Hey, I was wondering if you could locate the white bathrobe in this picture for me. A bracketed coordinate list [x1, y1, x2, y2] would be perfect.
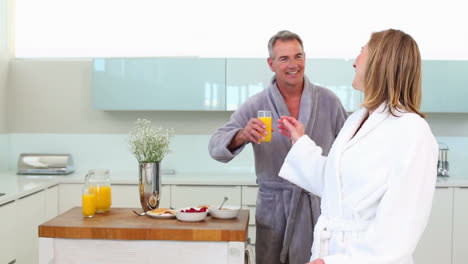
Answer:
[279, 103, 438, 264]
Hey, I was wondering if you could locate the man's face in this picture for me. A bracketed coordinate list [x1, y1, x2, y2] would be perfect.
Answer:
[268, 39, 305, 89]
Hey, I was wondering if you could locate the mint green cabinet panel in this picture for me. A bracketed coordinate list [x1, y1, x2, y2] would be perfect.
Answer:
[226, 58, 362, 112]
[93, 58, 226, 111]
[421, 60, 468, 112]
[305, 59, 362, 112]
[226, 58, 273, 111]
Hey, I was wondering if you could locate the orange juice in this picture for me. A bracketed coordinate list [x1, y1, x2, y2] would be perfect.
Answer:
[94, 185, 112, 212]
[258, 116, 272, 142]
[82, 193, 96, 217]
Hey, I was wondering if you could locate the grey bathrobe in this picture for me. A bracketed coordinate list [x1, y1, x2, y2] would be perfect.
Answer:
[208, 76, 347, 264]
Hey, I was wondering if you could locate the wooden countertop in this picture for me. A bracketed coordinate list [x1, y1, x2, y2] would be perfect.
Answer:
[39, 207, 249, 242]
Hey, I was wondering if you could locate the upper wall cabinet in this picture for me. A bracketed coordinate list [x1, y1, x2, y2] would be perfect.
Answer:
[226, 58, 362, 112]
[421, 60, 468, 113]
[226, 58, 273, 111]
[93, 58, 226, 111]
[305, 59, 362, 112]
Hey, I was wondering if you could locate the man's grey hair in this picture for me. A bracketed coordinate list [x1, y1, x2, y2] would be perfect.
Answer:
[268, 30, 304, 59]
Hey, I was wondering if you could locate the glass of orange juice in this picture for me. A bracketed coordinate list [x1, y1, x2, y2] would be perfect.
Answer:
[258, 110, 272, 142]
[82, 185, 96, 217]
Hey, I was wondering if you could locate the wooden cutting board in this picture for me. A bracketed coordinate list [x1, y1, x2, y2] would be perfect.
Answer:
[39, 207, 249, 242]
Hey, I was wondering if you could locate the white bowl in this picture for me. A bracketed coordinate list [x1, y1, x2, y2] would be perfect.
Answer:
[209, 205, 240, 219]
[175, 207, 208, 222]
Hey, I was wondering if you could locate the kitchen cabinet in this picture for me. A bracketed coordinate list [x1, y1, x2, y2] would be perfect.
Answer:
[226, 59, 272, 111]
[452, 187, 468, 264]
[305, 59, 362, 112]
[93, 58, 226, 111]
[171, 185, 241, 208]
[226, 58, 362, 112]
[16, 190, 47, 264]
[413, 187, 453, 264]
[45, 185, 58, 221]
[58, 184, 81, 214]
[0, 201, 16, 264]
[241, 186, 258, 245]
[421, 60, 468, 112]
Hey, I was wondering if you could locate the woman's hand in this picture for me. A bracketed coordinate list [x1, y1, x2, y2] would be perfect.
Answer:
[277, 116, 304, 144]
[307, 258, 325, 264]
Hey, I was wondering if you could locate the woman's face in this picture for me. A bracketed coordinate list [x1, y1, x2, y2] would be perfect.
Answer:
[352, 43, 368, 92]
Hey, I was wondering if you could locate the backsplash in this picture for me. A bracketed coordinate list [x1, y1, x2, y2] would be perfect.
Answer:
[435, 137, 468, 178]
[0, 134, 7, 170]
[6, 134, 255, 175]
[3, 133, 467, 179]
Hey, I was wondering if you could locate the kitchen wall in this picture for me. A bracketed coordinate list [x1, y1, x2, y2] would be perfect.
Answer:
[5, 59, 468, 176]
[0, 0, 11, 169]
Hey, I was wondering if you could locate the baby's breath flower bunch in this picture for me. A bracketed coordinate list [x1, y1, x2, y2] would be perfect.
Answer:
[128, 119, 174, 163]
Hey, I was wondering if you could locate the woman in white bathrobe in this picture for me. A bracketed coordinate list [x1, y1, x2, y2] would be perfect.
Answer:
[277, 29, 438, 264]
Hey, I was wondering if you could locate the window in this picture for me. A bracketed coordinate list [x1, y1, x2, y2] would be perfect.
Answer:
[14, 0, 468, 59]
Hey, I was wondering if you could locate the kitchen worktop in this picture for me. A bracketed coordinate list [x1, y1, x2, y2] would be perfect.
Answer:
[39, 207, 249, 241]
[0, 171, 467, 206]
[0, 171, 257, 206]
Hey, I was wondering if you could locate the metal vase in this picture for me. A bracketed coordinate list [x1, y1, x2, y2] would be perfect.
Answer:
[139, 162, 161, 212]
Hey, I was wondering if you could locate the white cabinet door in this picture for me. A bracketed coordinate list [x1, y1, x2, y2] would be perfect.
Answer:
[0, 201, 16, 264]
[16, 190, 46, 264]
[241, 186, 258, 245]
[452, 187, 468, 264]
[112, 184, 171, 209]
[171, 185, 241, 208]
[413, 187, 453, 264]
[58, 184, 81, 214]
[45, 185, 58, 221]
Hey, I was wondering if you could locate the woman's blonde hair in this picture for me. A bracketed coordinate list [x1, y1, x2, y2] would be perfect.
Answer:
[361, 29, 425, 118]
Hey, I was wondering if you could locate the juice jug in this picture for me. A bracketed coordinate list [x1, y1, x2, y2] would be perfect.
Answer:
[85, 169, 112, 213]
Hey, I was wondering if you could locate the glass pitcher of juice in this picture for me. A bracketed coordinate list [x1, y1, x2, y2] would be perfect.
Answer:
[85, 169, 112, 213]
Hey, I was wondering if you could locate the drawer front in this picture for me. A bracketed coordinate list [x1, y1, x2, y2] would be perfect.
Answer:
[171, 185, 241, 208]
[242, 186, 258, 206]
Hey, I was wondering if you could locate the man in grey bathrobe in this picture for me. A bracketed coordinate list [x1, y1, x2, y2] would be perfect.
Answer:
[208, 30, 347, 264]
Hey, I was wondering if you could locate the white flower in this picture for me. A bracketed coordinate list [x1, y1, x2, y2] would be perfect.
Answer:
[128, 119, 174, 163]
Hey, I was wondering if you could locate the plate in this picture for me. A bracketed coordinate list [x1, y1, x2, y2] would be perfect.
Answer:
[146, 209, 176, 219]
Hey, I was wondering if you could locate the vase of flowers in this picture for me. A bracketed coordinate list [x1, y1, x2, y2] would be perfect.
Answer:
[128, 119, 174, 212]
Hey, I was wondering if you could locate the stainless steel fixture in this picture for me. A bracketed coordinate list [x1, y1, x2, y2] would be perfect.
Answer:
[17, 153, 74, 175]
[437, 143, 449, 177]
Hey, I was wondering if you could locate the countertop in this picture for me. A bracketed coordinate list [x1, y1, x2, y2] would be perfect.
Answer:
[1, 171, 467, 206]
[39, 207, 249, 242]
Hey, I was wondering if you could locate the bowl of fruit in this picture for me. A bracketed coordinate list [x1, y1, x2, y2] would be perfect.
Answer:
[175, 207, 208, 222]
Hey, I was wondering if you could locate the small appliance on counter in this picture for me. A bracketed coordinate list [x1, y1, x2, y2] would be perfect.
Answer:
[17, 153, 75, 175]
[437, 143, 449, 177]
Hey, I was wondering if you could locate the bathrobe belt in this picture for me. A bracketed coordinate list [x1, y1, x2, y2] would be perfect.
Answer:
[260, 181, 312, 263]
[313, 215, 371, 259]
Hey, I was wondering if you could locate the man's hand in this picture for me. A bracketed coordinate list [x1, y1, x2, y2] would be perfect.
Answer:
[277, 116, 304, 144]
[228, 117, 274, 151]
[307, 258, 325, 264]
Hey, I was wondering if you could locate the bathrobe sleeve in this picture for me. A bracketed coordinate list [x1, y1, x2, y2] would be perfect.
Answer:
[279, 135, 327, 197]
[323, 118, 439, 264]
[208, 109, 250, 163]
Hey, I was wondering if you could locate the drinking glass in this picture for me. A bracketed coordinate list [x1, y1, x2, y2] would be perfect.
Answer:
[258, 110, 272, 142]
[82, 185, 96, 217]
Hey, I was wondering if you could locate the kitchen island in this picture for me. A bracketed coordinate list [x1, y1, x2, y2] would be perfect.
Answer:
[38, 207, 250, 264]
